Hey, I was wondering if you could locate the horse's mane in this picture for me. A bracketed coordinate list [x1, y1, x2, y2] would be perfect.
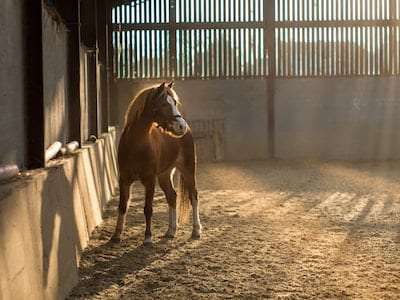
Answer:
[123, 84, 180, 128]
[123, 86, 154, 128]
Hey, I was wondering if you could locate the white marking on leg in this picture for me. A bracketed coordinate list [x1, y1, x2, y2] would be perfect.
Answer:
[192, 199, 202, 237]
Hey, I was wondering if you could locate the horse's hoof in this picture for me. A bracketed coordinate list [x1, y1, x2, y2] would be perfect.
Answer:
[164, 233, 175, 239]
[191, 230, 201, 240]
[164, 229, 176, 239]
[110, 235, 121, 243]
[143, 237, 153, 246]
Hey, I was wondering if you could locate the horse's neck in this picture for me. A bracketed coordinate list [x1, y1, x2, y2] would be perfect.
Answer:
[123, 115, 153, 141]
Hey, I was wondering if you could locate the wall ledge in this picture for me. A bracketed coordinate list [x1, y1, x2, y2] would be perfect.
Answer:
[0, 130, 119, 300]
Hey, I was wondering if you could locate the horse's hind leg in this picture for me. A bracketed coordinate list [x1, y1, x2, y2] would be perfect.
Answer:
[111, 179, 131, 242]
[158, 169, 177, 238]
[187, 176, 202, 239]
[180, 170, 202, 239]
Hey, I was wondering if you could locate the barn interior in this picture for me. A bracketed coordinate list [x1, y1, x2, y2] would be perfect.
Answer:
[1, 0, 400, 299]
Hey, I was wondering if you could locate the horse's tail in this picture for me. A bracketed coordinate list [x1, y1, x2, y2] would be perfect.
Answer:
[177, 172, 191, 224]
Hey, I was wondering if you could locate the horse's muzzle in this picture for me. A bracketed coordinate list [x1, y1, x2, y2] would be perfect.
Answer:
[168, 116, 188, 137]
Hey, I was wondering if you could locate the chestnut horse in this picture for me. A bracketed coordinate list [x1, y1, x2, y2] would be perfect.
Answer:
[111, 82, 202, 245]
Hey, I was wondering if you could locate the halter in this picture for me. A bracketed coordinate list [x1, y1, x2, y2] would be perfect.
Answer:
[155, 114, 183, 129]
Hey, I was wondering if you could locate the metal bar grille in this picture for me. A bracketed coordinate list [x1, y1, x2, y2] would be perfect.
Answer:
[113, 0, 266, 79]
[274, 0, 400, 77]
[113, 0, 400, 79]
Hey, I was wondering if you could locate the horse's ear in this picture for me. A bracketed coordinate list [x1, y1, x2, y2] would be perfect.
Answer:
[168, 81, 174, 88]
[157, 82, 166, 93]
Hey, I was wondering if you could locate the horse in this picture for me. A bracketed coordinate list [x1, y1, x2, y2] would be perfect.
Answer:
[110, 81, 202, 245]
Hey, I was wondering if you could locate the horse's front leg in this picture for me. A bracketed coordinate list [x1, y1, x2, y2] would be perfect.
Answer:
[142, 177, 155, 245]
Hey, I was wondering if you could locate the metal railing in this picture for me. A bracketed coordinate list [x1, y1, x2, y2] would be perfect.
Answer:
[112, 0, 400, 79]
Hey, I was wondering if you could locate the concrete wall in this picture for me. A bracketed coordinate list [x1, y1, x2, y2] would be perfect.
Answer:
[113, 79, 270, 160]
[0, 130, 119, 300]
[275, 77, 400, 160]
[0, 1, 26, 168]
[113, 77, 400, 161]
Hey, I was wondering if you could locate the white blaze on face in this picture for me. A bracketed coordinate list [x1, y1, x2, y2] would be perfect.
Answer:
[167, 95, 188, 136]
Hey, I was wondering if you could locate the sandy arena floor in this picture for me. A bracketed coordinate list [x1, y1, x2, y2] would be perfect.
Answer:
[69, 161, 400, 299]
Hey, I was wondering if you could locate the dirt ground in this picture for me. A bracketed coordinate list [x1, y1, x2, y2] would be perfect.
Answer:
[69, 160, 400, 299]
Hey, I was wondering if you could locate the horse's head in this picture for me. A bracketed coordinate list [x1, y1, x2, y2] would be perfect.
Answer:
[149, 81, 188, 137]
